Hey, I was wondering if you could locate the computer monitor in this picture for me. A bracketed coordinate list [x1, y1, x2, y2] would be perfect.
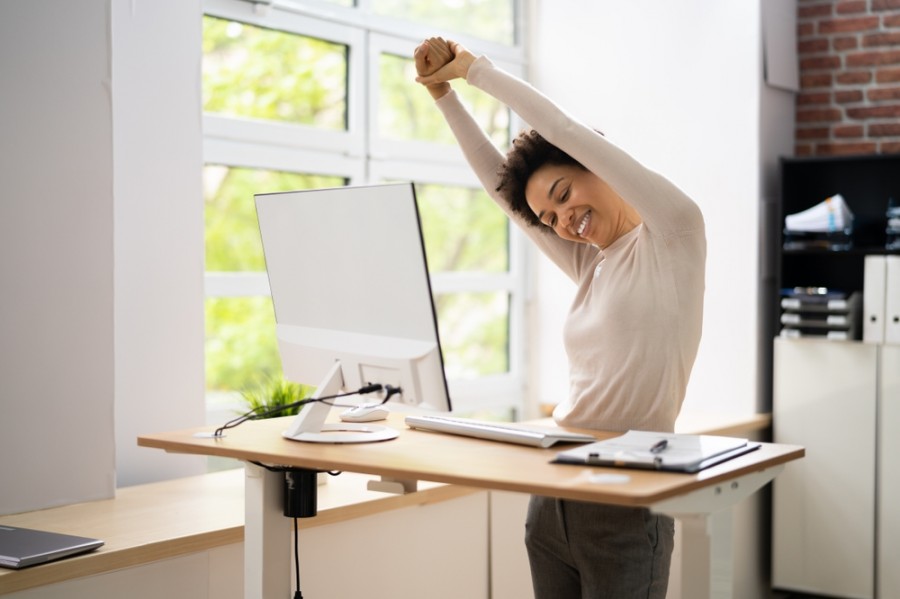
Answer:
[255, 183, 451, 443]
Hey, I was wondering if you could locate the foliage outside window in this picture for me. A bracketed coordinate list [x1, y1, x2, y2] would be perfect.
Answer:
[202, 17, 347, 129]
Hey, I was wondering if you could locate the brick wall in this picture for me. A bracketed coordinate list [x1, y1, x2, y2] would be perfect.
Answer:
[796, 0, 900, 156]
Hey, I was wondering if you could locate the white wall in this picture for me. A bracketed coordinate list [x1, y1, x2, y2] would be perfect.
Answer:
[111, 0, 206, 487]
[0, 0, 117, 514]
[0, 0, 206, 515]
[526, 0, 795, 417]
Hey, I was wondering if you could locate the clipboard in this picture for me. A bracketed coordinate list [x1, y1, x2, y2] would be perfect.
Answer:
[553, 430, 761, 473]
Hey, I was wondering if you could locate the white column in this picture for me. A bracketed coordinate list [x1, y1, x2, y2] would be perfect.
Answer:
[244, 463, 291, 599]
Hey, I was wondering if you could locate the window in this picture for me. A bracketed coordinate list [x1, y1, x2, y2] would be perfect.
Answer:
[370, 0, 516, 46]
[202, 0, 527, 420]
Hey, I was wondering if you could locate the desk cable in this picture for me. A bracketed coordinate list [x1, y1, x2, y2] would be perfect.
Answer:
[248, 460, 342, 599]
[211, 383, 401, 437]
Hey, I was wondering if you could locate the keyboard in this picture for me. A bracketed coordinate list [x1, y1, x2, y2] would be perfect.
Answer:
[404, 415, 596, 448]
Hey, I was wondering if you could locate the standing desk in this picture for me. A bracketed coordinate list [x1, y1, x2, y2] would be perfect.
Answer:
[138, 414, 803, 599]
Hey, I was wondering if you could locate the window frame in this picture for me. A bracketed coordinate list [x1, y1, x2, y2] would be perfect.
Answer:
[202, 0, 529, 417]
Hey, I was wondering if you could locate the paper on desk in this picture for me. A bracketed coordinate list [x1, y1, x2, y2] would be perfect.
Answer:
[554, 430, 758, 473]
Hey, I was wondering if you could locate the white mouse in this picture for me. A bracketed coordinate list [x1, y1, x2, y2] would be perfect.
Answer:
[339, 403, 390, 423]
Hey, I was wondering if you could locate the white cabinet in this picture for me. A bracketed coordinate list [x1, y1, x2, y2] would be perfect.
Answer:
[773, 338, 900, 598]
[296, 491, 489, 599]
[879, 345, 900, 599]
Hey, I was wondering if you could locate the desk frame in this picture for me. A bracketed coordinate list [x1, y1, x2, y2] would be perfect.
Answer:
[138, 415, 802, 599]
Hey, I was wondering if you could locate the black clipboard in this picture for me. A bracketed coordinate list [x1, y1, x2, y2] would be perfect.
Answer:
[553, 430, 761, 473]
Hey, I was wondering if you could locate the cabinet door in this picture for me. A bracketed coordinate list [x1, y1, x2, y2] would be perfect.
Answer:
[298, 492, 489, 599]
[879, 345, 900, 599]
[772, 338, 876, 599]
[490, 491, 533, 599]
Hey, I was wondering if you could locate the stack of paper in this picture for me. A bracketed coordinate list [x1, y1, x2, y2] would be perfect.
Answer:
[784, 193, 854, 250]
[785, 193, 853, 233]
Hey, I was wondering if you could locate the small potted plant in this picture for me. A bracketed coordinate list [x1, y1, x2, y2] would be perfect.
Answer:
[240, 376, 328, 485]
[240, 375, 311, 419]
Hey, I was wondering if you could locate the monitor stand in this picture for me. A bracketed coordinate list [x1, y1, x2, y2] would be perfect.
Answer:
[282, 362, 399, 443]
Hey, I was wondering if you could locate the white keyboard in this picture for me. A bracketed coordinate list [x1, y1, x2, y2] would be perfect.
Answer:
[404, 415, 596, 448]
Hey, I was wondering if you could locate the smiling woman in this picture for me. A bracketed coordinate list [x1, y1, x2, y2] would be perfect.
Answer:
[413, 36, 707, 599]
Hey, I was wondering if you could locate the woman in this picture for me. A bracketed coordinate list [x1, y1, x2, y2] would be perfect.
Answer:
[414, 37, 706, 598]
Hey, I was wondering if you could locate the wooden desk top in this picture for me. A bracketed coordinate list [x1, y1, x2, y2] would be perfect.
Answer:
[138, 413, 802, 507]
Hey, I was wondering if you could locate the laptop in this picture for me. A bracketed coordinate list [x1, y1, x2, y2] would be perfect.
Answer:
[0, 525, 104, 569]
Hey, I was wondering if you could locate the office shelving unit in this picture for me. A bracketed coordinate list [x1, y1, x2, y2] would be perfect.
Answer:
[770, 154, 900, 599]
[773, 154, 900, 328]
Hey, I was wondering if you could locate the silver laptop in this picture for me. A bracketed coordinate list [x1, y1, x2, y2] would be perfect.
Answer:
[0, 525, 103, 569]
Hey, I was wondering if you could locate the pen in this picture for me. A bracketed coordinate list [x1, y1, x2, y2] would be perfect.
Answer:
[649, 439, 668, 454]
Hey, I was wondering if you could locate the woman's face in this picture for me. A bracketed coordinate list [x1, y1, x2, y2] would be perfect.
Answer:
[524, 163, 623, 247]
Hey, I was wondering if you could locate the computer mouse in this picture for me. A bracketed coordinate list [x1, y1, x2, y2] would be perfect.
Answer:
[339, 404, 390, 423]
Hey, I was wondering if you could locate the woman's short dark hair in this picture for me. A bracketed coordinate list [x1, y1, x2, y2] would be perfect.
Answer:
[495, 128, 584, 228]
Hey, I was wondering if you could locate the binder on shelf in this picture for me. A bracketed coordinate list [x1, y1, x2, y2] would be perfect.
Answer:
[886, 255, 900, 345]
[865, 256, 888, 344]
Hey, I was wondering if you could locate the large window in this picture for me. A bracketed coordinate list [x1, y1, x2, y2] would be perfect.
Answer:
[202, 0, 526, 420]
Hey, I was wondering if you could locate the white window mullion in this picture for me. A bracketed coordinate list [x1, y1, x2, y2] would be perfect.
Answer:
[204, 136, 364, 180]
[203, 115, 362, 158]
[369, 159, 479, 187]
[205, 272, 271, 297]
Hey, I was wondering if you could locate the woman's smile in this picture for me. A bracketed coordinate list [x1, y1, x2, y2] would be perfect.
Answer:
[575, 210, 591, 238]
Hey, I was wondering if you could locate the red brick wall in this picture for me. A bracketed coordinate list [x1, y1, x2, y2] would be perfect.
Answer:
[796, 0, 900, 156]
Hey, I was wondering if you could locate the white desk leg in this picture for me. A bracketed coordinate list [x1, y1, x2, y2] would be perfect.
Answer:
[677, 509, 734, 599]
[652, 465, 783, 599]
[244, 463, 291, 599]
